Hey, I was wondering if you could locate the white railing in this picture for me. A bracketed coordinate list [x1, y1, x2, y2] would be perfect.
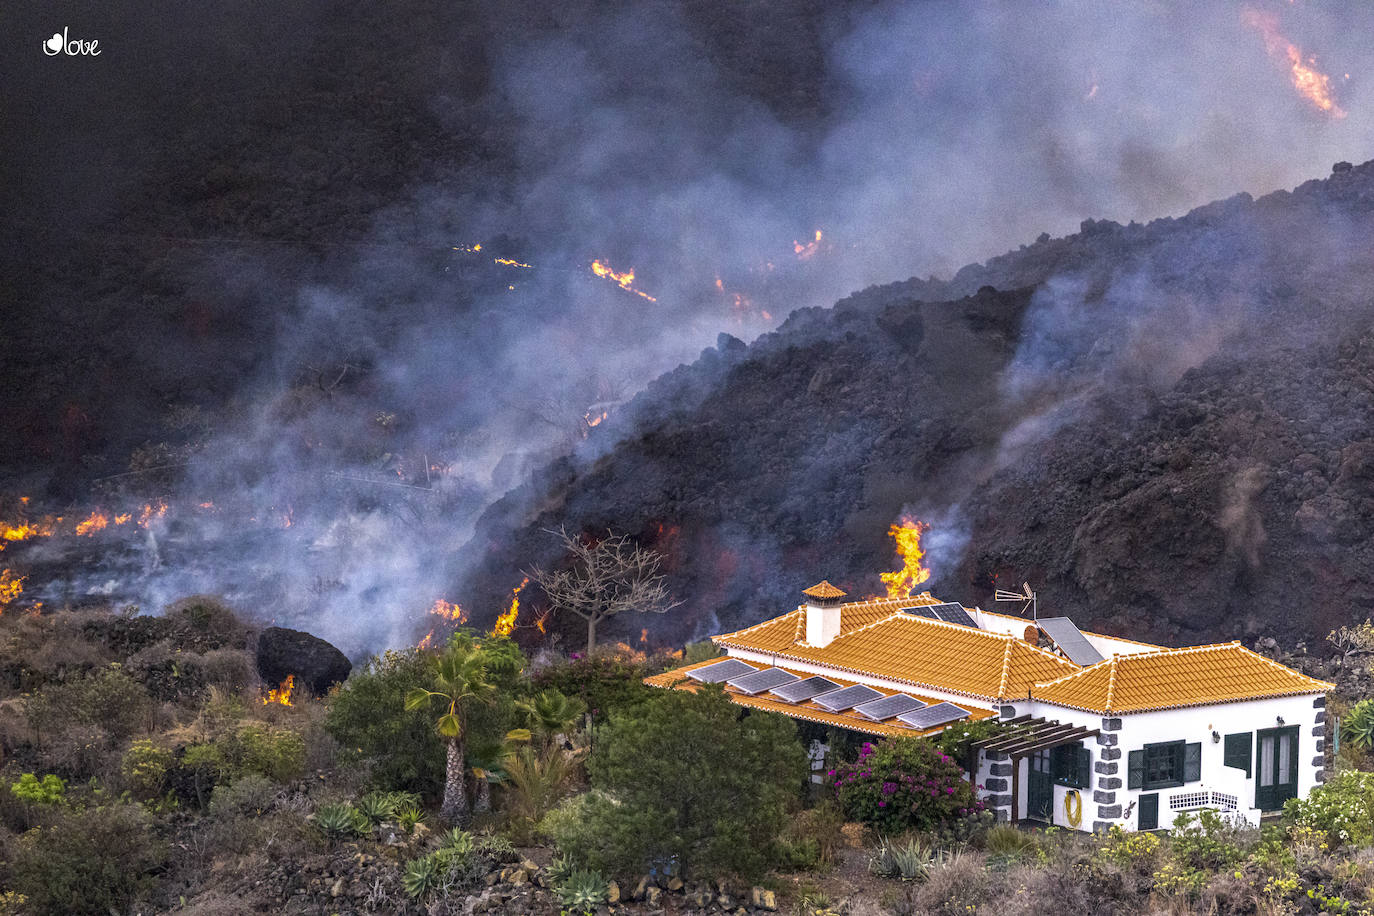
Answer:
[1168, 788, 1239, 812]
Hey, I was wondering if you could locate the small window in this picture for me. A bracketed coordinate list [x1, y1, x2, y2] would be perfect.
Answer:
[1051, 743, 1090, 788]
[1129, 740, 1203, 791]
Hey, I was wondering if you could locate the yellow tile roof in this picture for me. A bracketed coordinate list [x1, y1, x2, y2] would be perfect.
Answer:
[1031, 642, 1334, 714]
[644, 657, 994, 737]
[802, 580, 848, 599]
[715, 602, 1079, 702]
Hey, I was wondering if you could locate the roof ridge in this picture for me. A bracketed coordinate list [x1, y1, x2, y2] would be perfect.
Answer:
[1234, 643, 1337, 689]
[1104, 655, 1120, 713]
[996, 636, 1015, 700]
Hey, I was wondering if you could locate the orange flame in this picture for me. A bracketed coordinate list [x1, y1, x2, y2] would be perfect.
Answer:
[0, 569, 23, 609]
[1243, 8, 1346, 117]
[492, 577, 529, 637]
[430, 599, 467, 623]
[585, 411, 608, 428]
[880, 517, 931, 599]
[2, 515, 55, 543]
[494, 257, 533, 269]
[591, 260, 658, 302]
[262, 674, 294, 706]
[418, 629, 435, 650]
[74, 511, 109, 536]
[137, 502, 167, 528]
[640, 628, 648, 645]
[114, 512, 132, 525]
[535, 609, 551, 634]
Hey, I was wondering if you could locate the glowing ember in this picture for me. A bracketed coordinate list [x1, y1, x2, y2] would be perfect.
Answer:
[640, 628, 648, 645]
[793, 229, 825, 260]
[535, 609, 551, 634]
[591, 259, 657, 302]
[262, 674, 294, 706]
[585, 410, 608, 429]
[74, 511, 109, 536]
[0, 569, 24, 609]
[494, 257, 533, 269]
[880, 517, 932, 598]
[1243, 8, 1346, 117]
[430, 599, 467, 623]
[492, 577, 529, 637]
[2, 516, 54, 543]
[417, 629, 435, 650]
[114, 512, 132, 525]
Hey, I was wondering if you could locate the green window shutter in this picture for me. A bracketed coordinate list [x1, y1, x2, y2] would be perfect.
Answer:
[1223, 732, 1252, 777]
[1183, 742, 1201, 783]
[1138, 793, 1159, 831]
[1127, 749, 1143, 789]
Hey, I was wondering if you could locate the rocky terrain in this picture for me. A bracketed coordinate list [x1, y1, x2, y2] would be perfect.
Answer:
[464, 160, 1374, 649]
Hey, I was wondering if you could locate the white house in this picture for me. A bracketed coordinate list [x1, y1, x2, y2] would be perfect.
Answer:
[647, 581, 1333, 832]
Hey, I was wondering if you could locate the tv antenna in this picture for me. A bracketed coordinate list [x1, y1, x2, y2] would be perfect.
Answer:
[995, 581, 1037, 621]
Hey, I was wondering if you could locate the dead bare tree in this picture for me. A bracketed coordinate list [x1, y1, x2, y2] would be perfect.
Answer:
[525, 526, 681, 654]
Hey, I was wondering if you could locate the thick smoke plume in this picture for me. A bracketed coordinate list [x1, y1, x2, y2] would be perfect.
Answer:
[2, 0, 1370, 654]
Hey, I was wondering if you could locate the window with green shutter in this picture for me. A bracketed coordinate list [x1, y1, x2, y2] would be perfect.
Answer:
[1051, 743, 1090, 788]
[1223, 732, 1252, 777]
[1129, 741, 1202, 791]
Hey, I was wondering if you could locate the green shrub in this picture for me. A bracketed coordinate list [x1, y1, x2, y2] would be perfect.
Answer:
[555, 868, 610, 915]
[1168, 809, 1248, 871]
[121, 739, 174, 799]
[547, 685, 806, 880]
[530, 650, 656, 720]
[178, 742, 226, 808]
[325, 649, 446, 797]
[827, 738, 983, 834]
[402, 854, 442, 901]
[932, 718, 1006, 772]
[10, 773, 65, 806]
[208, 775, 278, 819]
[1283, 769, 1374, 847]
[220, 722, 306, 783]
[8, 804, 166, 916]
[24, 665, 151, 745]
[357, 791, 398, 824]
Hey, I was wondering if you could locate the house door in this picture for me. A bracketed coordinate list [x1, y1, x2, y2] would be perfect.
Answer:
[1255, 726, 1299, 811]
[1027, 750, 1053, 822]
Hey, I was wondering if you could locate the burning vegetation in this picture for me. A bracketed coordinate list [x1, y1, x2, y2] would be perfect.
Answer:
[262, 674, 295, 706]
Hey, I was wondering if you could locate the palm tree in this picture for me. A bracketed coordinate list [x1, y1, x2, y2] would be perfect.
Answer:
[517, 688, 586, 750]
[405, 637, 496, 823]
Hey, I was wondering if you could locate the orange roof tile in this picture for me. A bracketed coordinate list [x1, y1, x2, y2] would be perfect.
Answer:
[1031, 642, 1333, 713]
[644, 657, 993, 737]
[802, 580, 848, 599]
[717, 606, 1078, 701]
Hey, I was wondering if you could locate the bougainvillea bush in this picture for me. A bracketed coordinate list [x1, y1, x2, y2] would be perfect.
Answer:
[828, 737, 982, 834]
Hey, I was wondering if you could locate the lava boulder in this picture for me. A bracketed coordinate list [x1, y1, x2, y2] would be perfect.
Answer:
[255, 627, 352, 696]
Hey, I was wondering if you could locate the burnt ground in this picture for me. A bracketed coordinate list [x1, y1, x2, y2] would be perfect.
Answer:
[463, 160, 1374, 649]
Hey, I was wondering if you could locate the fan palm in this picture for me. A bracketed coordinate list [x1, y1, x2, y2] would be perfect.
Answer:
[517, 688, 586, 749]
[405, 637, 497, 823]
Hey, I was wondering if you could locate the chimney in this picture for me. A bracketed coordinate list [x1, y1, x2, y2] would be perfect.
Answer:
[802, 580, 847, 648]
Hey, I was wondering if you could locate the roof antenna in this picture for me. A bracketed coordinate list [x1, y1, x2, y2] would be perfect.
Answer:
[995, 581, 1037, 621]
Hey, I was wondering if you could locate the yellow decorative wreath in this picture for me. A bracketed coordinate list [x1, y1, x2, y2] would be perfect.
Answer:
[1064, 789, 1083, 828]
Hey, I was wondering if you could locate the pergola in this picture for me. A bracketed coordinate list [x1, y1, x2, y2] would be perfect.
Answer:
[973, 715, 1100, 824]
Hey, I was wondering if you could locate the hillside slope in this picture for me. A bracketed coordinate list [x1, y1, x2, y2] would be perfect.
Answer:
[462, 160, 1374, 648]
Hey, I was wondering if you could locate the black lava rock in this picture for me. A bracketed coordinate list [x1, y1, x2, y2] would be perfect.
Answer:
[255, 627, 351, 696]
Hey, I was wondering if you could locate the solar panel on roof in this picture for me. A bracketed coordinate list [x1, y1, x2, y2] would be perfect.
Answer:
[1035, 616, 1105, 666]
[727, 667, 799, 695]
[896, 702, 971, 730]
[853, 693, 926, 721]
[901, 605, 938, 619]
[926, 602, 979, 628]
[686, 658, 756, 683]
[769, 675, 841, 704]
[812, 684, 883, 712]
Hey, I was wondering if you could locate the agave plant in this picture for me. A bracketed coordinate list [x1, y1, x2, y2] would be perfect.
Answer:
[395, 801, 427, 833]
[314, 802, 369, 842]
[868, 837, 931, 881]
[356, 792, 397, 825]
[438, 827, 475, 857]
[402, 854, 442, 901]
[1344, 699, 1374, 751]
[545, 853, 575, 886]
[554, 868, 609, 915]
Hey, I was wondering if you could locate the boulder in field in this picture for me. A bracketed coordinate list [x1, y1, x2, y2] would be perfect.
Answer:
[255, 626, 351, 695]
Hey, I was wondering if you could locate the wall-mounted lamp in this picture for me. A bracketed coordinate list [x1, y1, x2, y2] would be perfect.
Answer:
[1276, 716, 1285, 726]
[1211, 730, 1220, 744]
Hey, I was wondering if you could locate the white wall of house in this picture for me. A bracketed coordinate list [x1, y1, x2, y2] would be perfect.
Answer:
[978, 693, 1328, 832]
[967, 610, 1157, 659]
